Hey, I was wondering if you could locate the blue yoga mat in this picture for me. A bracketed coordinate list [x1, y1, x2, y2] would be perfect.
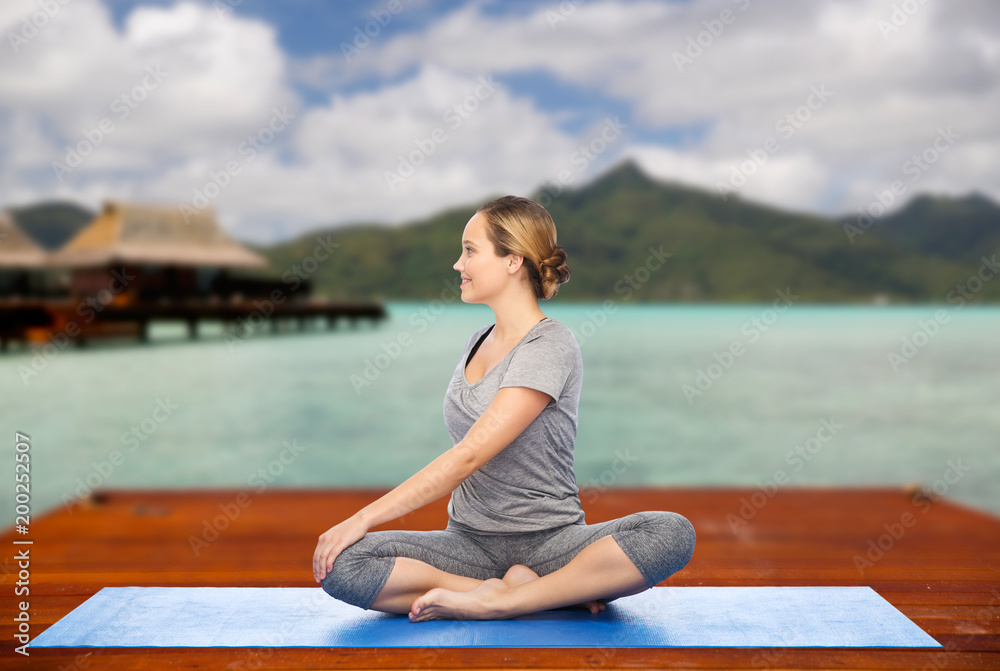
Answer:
[29, 585, 940, 648]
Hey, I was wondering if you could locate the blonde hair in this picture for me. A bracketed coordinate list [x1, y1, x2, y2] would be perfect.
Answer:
[476, 195, 571, 300]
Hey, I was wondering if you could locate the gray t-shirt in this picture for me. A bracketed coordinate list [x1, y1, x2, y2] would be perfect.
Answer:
[443, 316, 586, 535]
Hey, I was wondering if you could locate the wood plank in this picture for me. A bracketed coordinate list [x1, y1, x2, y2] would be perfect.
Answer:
[7, 647, 1000, 670]
[2, 487, 998, 670]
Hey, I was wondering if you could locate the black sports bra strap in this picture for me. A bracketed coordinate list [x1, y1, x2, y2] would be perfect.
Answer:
[466, 325, 494, 369]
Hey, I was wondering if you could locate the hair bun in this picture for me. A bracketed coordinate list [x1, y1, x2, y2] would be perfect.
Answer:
[539, 245, 570, 297]
[541, 245, 567, 270]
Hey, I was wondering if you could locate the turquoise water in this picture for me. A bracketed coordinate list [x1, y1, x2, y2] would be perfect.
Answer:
[1, 301, 998, 527]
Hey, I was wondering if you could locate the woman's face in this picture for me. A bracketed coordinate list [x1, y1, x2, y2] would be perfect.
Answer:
[453, 212, 515, 304]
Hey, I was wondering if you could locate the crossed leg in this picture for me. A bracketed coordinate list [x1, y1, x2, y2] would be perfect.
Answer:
[369, 557, 609, 615]
[329, 511, 695, 620]
[408, 534, 648, 621]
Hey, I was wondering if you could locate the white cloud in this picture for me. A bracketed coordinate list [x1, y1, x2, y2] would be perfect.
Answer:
[1, 0, 997, 244]
[325, 0, 1000, 214]
[626, 143, 829, 213]
[226, 64, 584, 242]
[0, 0, 297, 222]
[0, 0, 600, 243]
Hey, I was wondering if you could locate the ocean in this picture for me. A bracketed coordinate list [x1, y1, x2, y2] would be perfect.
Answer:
[2, 301, 997, 526]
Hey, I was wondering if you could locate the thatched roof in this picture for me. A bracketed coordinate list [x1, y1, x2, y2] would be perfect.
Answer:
[47, 201, 269, 268]
[0, 212, 48, 268]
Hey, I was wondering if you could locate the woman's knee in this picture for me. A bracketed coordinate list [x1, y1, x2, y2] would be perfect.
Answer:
[645, 511, 697, 570]
[610, 511, 696, 586]
[663, 511, 698, 565]
[320, 536, 394, 610]
[617, 509, 695, 546]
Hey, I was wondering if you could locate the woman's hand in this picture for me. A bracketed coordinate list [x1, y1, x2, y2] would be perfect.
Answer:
[313, 514, 370, 583]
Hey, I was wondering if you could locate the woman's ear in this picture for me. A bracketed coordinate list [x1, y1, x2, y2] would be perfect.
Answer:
[506, 254, 524, 275]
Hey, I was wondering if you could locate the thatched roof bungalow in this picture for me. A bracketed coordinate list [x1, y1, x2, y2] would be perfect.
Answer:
[47, 201, 271, 304]
[48, 201, 268, 269]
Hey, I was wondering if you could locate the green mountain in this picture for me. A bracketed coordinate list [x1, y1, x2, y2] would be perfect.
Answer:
[854, 193, 1000, 265]
[7, 160, 1000, 303]
[258, 160, 1000, 303]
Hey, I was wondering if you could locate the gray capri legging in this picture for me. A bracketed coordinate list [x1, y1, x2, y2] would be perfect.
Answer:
[321, 511, 697, 611]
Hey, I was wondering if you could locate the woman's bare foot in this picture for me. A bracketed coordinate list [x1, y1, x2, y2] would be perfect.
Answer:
[408, 565, 608, 622]
[404, 565, 539, 622]
[409, 578, 511, 622]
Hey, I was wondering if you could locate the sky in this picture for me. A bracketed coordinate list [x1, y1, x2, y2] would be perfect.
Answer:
[0, 0, 997, 244]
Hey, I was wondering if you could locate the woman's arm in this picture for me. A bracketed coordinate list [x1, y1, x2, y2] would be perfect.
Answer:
[313, 385, 551, 582]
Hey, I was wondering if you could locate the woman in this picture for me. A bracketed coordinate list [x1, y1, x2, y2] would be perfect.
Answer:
[313, 195, 696, 622]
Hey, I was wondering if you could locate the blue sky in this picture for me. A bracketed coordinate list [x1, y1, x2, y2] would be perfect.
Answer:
[2, 0, 997, 243]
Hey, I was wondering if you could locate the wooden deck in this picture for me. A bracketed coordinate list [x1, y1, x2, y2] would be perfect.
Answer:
[3, 486, 998, 669]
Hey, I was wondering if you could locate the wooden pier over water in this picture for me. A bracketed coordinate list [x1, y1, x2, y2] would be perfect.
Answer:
[1, 199, 389, 351]
[2, 486, 998, 669]
[0, 298, 387, 350]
